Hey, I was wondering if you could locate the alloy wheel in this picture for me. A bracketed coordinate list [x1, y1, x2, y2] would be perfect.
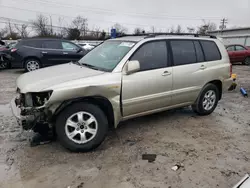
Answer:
[65, 111, 98, 144]
[26, 60, 40, 71]
[202, 90, 216, 111]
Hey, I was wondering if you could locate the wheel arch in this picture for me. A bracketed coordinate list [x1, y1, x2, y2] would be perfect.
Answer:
[53, 96, 115, 129]
[23, 56, 41, 68]
[206, 80, 222, 100]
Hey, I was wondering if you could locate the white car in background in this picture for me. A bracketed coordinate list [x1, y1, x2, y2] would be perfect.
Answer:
[78, 43, 95, 51]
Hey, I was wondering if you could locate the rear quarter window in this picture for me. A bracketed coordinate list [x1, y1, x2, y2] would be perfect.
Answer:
[22, 40, 42, 48]
[200, 41, 221, 61]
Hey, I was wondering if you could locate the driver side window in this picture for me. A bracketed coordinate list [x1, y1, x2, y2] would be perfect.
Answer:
[235, 45, 246, 51]
[130, 41, 168, 71]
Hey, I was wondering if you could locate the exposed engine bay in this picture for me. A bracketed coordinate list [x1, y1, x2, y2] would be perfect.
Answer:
[15, 88, 53, 130]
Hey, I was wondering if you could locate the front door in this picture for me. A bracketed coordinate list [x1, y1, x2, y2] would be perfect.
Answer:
[40, 40, 65, 66]
[122, 40, 172, 117]
[234, 45, 247, 62]
[61, 41, 84, 63]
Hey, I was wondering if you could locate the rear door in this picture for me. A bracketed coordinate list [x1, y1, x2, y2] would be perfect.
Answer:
[40, 40, 65, 66]
[170, 40, 207, 105]
[61, 41, 85, 62]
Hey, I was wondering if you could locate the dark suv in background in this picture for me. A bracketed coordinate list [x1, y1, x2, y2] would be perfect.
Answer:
[10, 38, 87, 71]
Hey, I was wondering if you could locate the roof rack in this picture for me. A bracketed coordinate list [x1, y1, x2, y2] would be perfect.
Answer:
[117, 33, 217, 39]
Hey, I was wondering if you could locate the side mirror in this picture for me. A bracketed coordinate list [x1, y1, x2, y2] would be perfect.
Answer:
[76, 48, 83, 53]
[126, 60, 140, 75]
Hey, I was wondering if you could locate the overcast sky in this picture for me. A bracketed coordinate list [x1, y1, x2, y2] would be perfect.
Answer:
[0, 0, 250, 33]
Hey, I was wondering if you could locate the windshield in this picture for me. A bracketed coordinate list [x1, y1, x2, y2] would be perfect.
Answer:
[78, 40, 135, 71]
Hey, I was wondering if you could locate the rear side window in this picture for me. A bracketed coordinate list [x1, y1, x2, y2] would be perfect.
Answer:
[22, 40, 41, 48]
[227, 46, 235, 51]
[200, 41, 221, 61]
[194, 41, 205, 62]
[130, 41, 168, 71]
[42, 41, 62, 49]
[170, 40, 196, 66]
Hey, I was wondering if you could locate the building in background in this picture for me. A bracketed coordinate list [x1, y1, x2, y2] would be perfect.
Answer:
[208, 27, 250, 47]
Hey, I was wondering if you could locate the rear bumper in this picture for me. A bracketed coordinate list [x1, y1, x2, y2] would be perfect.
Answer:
[223, 77, 234, 92]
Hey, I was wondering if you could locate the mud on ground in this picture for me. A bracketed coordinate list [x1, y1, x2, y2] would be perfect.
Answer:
[0, 66, 249, 188]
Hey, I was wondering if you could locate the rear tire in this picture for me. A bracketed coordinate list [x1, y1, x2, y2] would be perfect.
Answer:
[192, 84, 219, 116]
[56, 102, 108, 152]
[24, 59, 41, 72]
[243, 57, 250, 65]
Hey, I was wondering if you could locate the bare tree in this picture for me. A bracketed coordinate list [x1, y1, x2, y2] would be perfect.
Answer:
[1, 21, 19, 39]
[197, 20, 217, 34]
[32, 14, 52, 37]
[134, 27, 144, 34]
[72, 16, 88, 37]
[170, 26, 175, 33]
[187, 27, 195, 33]
[58, 17, 67, 38]
[0, 27, 7, 39]
[91, 26, 101, 38]
[112, 23, 127, 35]
[15, 24, 29, 38]
[150, 26, 155, 33]
[175, 25, 184, 33]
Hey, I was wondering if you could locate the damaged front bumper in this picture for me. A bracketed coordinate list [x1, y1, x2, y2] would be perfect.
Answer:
[10, 97, 44, 130]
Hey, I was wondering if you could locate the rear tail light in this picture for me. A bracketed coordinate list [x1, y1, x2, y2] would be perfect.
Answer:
[11, 48, 17, 52]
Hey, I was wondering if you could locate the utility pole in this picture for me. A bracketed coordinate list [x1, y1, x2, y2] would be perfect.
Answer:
[50, 16, 53, 35]
[220, 18, 228, 34]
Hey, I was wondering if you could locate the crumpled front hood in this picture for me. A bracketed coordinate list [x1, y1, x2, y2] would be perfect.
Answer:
[17, 63, 104, 93]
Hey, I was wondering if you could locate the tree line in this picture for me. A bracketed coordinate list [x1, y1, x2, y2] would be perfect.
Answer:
[0, 15, 218, 40]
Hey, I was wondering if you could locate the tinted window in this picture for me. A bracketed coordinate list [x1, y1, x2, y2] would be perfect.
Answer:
[42, 41, 62, 49]
[62, 42, 79, 50]
[235, 45, 246, 51]
[130, 41, 168, 71]
[22, 40, 41, 48]
[227, 46, 235, 51]
[200, 41, 221, 61]
[171, 40, 196, 66]
[194, 41, 205, 62]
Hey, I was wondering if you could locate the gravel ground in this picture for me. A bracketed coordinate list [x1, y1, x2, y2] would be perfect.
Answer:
[0, 66, 249, 188]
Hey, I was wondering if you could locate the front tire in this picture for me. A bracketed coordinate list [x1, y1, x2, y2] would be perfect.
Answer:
[24, 59, 41, 72]
[243, 57, 250, 65]
[56, 102, 108, 152]
[192, 84, 219, 116]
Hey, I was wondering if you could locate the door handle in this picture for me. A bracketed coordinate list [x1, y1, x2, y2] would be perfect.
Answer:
[63, 52, 68, 55]
[162, 71, 171, 76]
[41, 51, 48, 54]
[200, 65, 207, 70]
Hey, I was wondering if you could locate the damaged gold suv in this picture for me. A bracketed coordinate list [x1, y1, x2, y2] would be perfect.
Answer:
[11, 34, 233, 152]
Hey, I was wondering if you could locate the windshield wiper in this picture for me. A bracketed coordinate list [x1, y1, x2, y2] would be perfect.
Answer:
[81, 63, 102, 71]
[72, 61, 81, 66]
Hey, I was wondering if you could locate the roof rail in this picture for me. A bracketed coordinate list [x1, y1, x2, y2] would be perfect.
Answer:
[116, 33, 217, 39]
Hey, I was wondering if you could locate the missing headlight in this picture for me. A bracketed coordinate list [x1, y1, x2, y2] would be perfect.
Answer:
[31, 91, 53, 107]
